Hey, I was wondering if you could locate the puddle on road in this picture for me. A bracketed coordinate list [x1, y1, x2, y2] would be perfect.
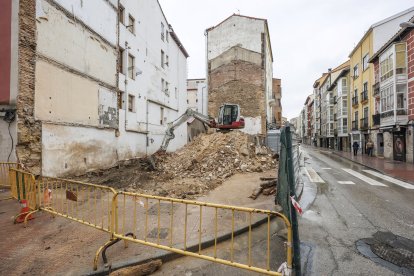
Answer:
[356, 231, 414, 275]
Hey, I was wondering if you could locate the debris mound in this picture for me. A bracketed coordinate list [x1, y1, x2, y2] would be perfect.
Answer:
[156, 131, 277, 182]
[73, 131, 277, 199]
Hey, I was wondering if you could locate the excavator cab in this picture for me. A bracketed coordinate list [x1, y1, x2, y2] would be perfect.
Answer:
[217, 104, 245, 129]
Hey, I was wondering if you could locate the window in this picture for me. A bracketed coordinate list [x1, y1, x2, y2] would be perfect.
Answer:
[395, 43, 407, 74]
[161, 22, 165, 41]
[175, 87, 178, 99]
[363, 107, 368, 118]
[128, 54, 135, 79]
[396, 83, 407, 109]
[380, 53, 393, 81]
[166, 30, 169, 42]
[363, 82, 368, 93]
[161, 50, 164, 68]
[354, 111, 358, 121]
[362, 54, 369, 71]
[380, 85, 394, 112]
[128, 15, 135, 34]
[353, 64, 359, 78]
[160, 107, 164, 125]
[165, 82, 169, 95]
[128, 94, 135, 112]
[341, 78, 347, 90]
[165, 55, 169, 67]
[119, 48, 125, 74]
[119, 5, 125, 25]
[161, 78, 165, 92]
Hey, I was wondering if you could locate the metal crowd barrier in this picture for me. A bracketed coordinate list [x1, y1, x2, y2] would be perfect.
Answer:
[37, 176, 117, 234]
[110, 191, 292, 276]
[0, 162, 20, 189]
[1, 166, 294, 275]
[9, 168, 37, 209]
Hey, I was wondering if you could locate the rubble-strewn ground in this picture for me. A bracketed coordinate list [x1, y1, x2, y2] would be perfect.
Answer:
[74, 131, 277, 199]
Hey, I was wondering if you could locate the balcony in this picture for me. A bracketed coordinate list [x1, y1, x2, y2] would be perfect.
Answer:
[360, 117, 368, 130]
[361, 91, 368, 104]
[352, 120, 358, 130]
[352, 96, 358, 106]
[373, 82, 380, 97]
[372, 114, 380, 126]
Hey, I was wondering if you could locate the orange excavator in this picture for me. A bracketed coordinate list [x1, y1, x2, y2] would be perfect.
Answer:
[158, 103, 244, 152]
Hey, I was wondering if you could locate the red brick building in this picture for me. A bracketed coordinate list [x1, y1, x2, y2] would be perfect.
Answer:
[370, 17, 414, 163]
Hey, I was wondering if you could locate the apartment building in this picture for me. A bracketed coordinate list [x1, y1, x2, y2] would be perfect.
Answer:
[206, 14, 274, 135]
[303, 95, 314, 145]
[272, 78, 283, 129]
[369, 16, 414, 163]
[0, 0, 188, 177]
[349, 8, 414, 155]
[328, 62, 351, 151]
[312, 74, 328, 147]
[187, 79, 207, 115]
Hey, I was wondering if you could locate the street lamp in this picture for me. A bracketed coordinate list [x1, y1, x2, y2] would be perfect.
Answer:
[400, 22, 414, 28]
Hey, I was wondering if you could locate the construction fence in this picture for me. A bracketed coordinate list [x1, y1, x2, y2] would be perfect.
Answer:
[276, 125, 303, 275]
[1, 163, 294, 275]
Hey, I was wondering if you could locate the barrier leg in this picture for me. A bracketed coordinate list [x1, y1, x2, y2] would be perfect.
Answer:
[94, 239, 117, 271]
[93, 233, 136, 271]
[24, 210, 39, 227]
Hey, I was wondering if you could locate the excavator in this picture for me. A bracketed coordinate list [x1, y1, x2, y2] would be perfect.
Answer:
[158, 103, 244, 152]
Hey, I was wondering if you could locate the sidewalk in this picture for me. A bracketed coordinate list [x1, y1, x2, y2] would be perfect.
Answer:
[328, 149, 414, 184]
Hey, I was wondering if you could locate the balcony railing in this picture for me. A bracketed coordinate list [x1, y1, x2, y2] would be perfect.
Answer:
[352, 120, 358, 130]
[360, 117, 368, 130]
[361, 91, 368, 103]
[372, 114, 380, 126]
[352, 96, 358, 106]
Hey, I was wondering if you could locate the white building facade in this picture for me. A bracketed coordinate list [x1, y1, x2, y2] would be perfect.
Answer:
[0, 0, 188, 177]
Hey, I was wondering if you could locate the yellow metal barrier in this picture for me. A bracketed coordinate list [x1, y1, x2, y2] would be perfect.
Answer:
[109, 191, 292, 276]
[8, 168, 37, 209]
[0, 162, 20, 189]
[37, 177, 117, 234]
[5, 171, 294, 274]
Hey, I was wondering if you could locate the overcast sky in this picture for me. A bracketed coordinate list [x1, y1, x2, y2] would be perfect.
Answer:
[159, 0, 414, 120]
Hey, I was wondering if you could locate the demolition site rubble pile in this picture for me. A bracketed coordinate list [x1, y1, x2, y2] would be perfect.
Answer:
[156, 131, 277, 181]
[76, 131, 277, 199]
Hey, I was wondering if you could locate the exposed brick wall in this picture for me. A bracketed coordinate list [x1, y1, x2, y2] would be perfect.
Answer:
[208, 59, 266, 133]
[16, 0, 41, 174]
[403, 29, 414, 120]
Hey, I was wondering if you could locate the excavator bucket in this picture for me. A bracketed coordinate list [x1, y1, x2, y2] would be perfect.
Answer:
[217, 104, 245, 129]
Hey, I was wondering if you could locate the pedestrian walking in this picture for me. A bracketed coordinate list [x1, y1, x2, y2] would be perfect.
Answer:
[366, 140, 374, 156]
[352, 141, 359, 156]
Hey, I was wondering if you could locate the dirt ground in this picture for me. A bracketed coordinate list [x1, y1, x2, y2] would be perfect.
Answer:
[0, 170, 279, 276]
[73, 131, 277, 199]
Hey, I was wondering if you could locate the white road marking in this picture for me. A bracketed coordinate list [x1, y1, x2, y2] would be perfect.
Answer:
[342, 169, 388, 187]
[338, 181, 355, 185]
[363, 170, 414, 189]
[322, 168, 331, 170]
[305, 167, 325, 183]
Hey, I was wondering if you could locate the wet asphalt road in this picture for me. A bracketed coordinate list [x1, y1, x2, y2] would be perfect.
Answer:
[300, 146, 414, 276]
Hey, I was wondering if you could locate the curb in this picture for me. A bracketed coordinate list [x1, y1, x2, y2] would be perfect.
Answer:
[329, 151, 414, 185]
[83, 206, 285, 276]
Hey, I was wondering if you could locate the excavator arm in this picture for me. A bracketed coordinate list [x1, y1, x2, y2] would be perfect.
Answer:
[158, 109, 216, 152]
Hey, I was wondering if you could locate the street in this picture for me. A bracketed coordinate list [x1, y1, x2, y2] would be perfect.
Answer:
[300, 146, 414, 275]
